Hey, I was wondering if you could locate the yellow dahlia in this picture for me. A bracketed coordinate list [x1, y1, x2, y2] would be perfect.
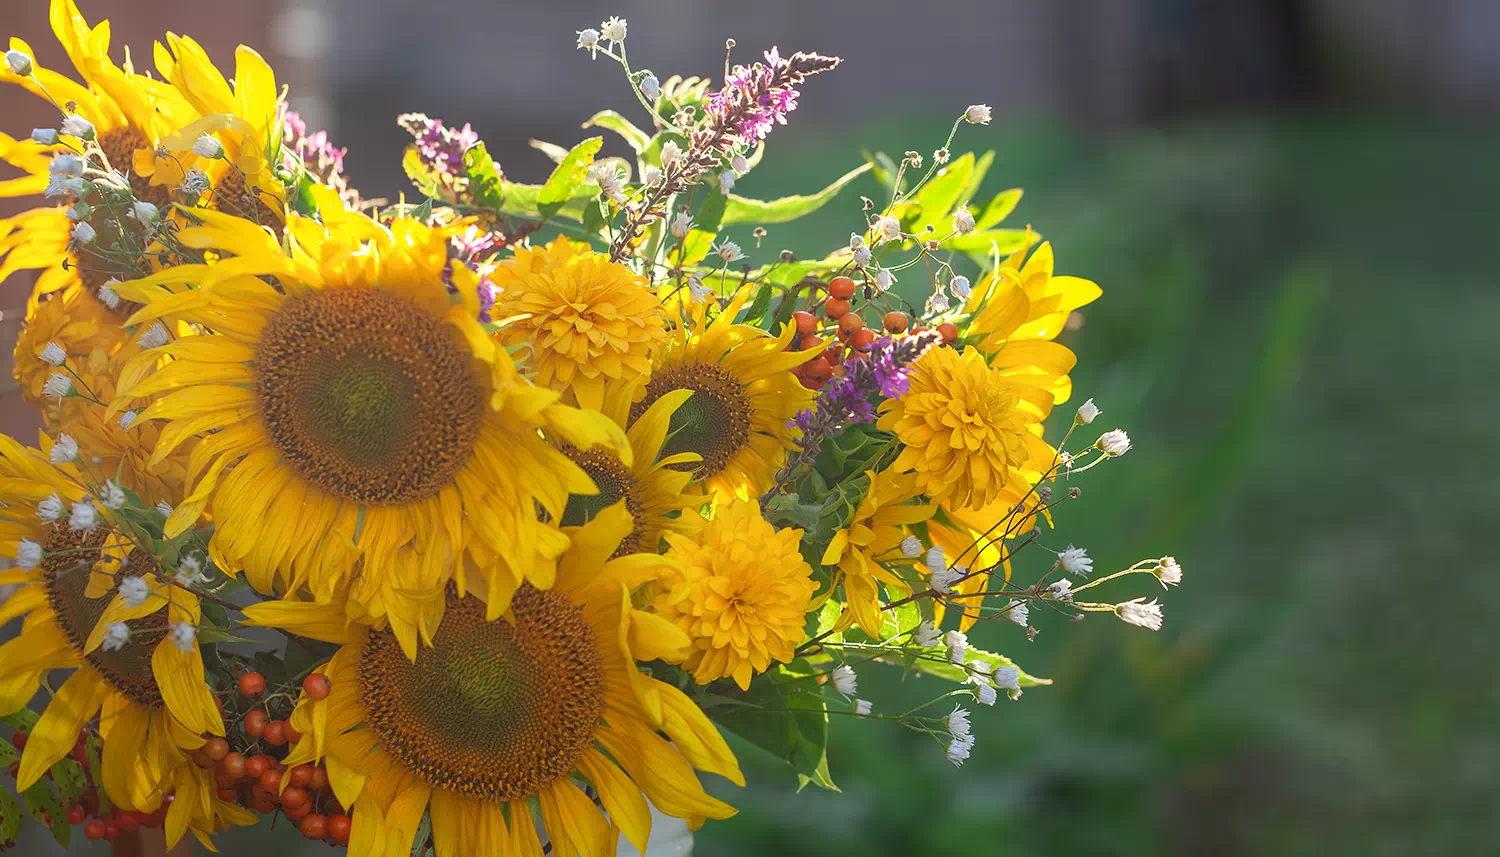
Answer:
[111, 209, 628, 658]
[654, 498, 817, 689]
[0, 436, 252, 849]
[631, 290, 817, 501]
[11, 282, 125, 420]
[489, 237, 667, 411]
[821, 469, 936, 637]
[243, 502, 741, 856]
[877, 344, 1056, 512]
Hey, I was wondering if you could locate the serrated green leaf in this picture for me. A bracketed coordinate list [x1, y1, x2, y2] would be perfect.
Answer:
[976, 187, 1023, 230]
[462, 142, 505, 211]
[582, 111, 650, 154]
[721, 163, 872, 226]
[712, 667, 830, 784]
[740, 282, 775, 325]
[1, 710, 37, 733]
[0, 741, 14, 767]
[21, 778, 68, 847]
[51, 759, 86, 810]
[0, 788, 22, 850]
[909, 646, 1051, 687]
[537, 137, 603, 218]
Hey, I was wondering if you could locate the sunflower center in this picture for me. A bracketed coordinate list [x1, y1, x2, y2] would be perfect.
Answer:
[254, 288, 485, 505]
[358, 586, 605, 801]
[97, 126, 172, 210]
[634, 364, 752, 480]
[560, 446, 646, 556]
[210, 168, 281, 225]
[40, 526, 165, 708]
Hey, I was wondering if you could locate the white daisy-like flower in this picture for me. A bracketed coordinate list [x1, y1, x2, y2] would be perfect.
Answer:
[175, 554, 205, 587]
[589, 163, 627, 203]
[1097, 429, 1132, 457]
[852, 245, 871, 267]
[50, 154, 84, 178]
[873, 215, 901, 245]
[643, 166, 662, 186]
[900, 535, 922, 558]
[16, 539, 43, 569]
[952, 206, 975, 234]
[686, 276, 713, 303]
[37, 493, 65, 523]
[731, 154, 749, 176]
[600, 16, 627, 43]
[930, 565, 963, 596]
[49, 435, 79, 464]
[1047, 579, 1074, 601]
[965, 104, 993, 125]
[946, 734, 975, 767]
[714, 240, 744, 264]
[853, 699, 873, 717]
[660, 141, 683, 168]
[42, 372, 74, 402]
[68, 500, 97, 532]
[192, 134, 223, 159]
[178, 167, 210, 196]
[169, 622, 197, 652]
[912, 620, 940, 649]
[923, 546, 946, 575]
[137, 322, 169, 349]
[640, 74, 660, 100]
[1155, 556, 1183, 587]
[61, 115, 95, 140]
[944, 629, 968, 665]
[98, 279, 122, 309]
[101, 480, 127, 511]
[874, 269, 895, 292]
[991, 666, 1021, 691]
[70, 221, 96, 244]
[45, 175, 84, 198]
[5, 49, 33, 76]
[830, 665, 858, 697]
[1076, 398, 1101, 425]
[154, 501, 173, 517]
[118, 410, 137, 430]
[40, 342, 67, 367]
[669, 212, 694, 240]
[100, 622, 131, 652]
[1006, 600, 1029, 626]
[974, 683, 997, 706]
[130, 201, 159, 223]
[117, 576, 149, 609]
[1058, 546, 1093, 577]
[576, 28, 602, 57]
[849, 233, 866, 251]
[1119, 599, 1164, 631]
[947, 706, 973, 741]
[32, 128, 60, 145]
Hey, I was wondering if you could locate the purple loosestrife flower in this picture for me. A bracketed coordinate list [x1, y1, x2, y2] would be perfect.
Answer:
[282, 109, 360, 205]
[447, 224, 505, 322]
[398, 112, 484, 200]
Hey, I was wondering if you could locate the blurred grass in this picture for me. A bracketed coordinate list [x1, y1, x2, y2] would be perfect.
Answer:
[695, 113, 1500, 857]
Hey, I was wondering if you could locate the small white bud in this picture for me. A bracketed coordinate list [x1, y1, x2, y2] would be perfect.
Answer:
[37, 493, 65, 523]
[874, 269, 895, 292]
[717, 170, 735, 195]
[68, 499, 97, 532]
[991, 666, 1020, 691]
[849, 233, 866, 251]
[1076, 398, 1100, 425]
[669, 212, 694, 240]
[1155, 556, 1183, 587]
[686, 275, 712, 303]
[873, 215, 901, 245]
[50, 434, 79, 464]
[660, 141, 682, 167]
[100, 622, 131, 652]
[16, 538, 43, 569]
[964, 104, 993, 125]
[5, 49, 34, 77]
[169, 621, 196, 652]
[643, 166, 662, 186]
[70, 221, 97, 244]
[853, 698, 873, 716]
[930, 565, 962, 596]
[830, 665, 858, 697]
[137, 322, 169, 349]
[949, 275, 971, 300]
[42, 371, 74, 401]
[946, 706, 972, 740]
[118, 410, 137, 430]
[46, 175, 84, 198]
[731, 154, 749, 176]
[1097, 429, 1131, 457]
[192, 133, 223, 159]
[178, 167, 210, 196]
[1047, 579, 1074, 601]
[61, 115, 95, 140]
[576, 28, 601, 56]
[175, 554, 205, 587]
[640, 74, 660, 100]
[912, 619, 940, 648]
[130, 201, 159, 223]
[952, 206, 975, 234]
[928, 292, 950, 313]
[923, 546, 946, 575]
[118, 575, 149, 608]
[975, 682, 997, 706]
[852, 245, 871, 267]
[1119, 599, 1164, 631]
[98, 280, 121, 309]
[600, 16, 627, 43]
[154, 501, 173, 517]
[101, 480, 127, 511]
[1058, 546, 1092, 577]
[900, 535, 922, 558]
[944, 629, 968, 665]
[40, 341, 67, 366]
[31, 128, 59, 145]
[714, 240, 744, 264]
[1006, 600, 1029, 626]
[50, 154, 84, 178]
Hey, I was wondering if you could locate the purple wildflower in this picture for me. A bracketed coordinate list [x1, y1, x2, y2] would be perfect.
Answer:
[447, 224, 505, 322]
[706, 48, 806, 144]
[282, 109, 359, 205]
[398, 112, 484, 200]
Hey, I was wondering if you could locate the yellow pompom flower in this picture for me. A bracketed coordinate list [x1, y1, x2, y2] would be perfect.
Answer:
[11, 283, 124, 421]
[0, 436, 253, 849]
[490, 237, 667, 411]
[877, 344, 1056, 512]
[111, 208, 628, 658]
[243, 502, 741, 857]
[654, 498, 817, 689]
[821, 469, 936, 637]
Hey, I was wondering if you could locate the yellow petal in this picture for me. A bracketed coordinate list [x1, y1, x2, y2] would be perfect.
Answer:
[16, 667, 106, 790]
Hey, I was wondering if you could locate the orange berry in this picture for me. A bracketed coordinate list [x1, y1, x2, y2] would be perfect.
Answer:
[289, 765, 314, 788]
[201, 737, 229, 762]
[302, 674, 331, 701]
[849, 328, 877, 351]
[242, 710, 267, 738]
[827, 276, 856, 299]
[84, 819, 106, 840]
[219, 752, 247, 780]
[115, 810, 140, 832]
[253, 795, 278, 814]
[216, 787, 238, 802]
[244, 755, 271, 780]
[67, 805, 86, 826]
[238, 672, 266, 698]
[283, 801, 311, 822]
[280, 786, 309, 811]
[262, 720, 287, 747]
[937, 322, 959, 343]
[102, 821, 119, 841]
[837, 314, 865, 336]
[792, 310, 817, 335]
[308, 767, 329, 792]
[882, 311, 909, 333]
[822, 297, 850, 318]
[328, 814, 352, 845]
[798, 334, 822, 351]
[258, 768, 283, 794]
[301, 813, 329, 840]
[283, 722, 304, 745]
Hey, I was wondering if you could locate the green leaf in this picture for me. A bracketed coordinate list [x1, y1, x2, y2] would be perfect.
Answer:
[908, 646, 1051, 687]
[21, 778, 68, 847]
[900, 153, 974, 234]
[796, 751, 839, 793]
[537, 137, 603, 218]
[195, 627, 257, 645]
[0, 788, 22, 851]
[1, 710, 38, 733]
[679, 189, 728, 266]
[411, 811, 432, 857]
[947, 228, 1037, 258]
[582, 111, 650, 154]
[740, 281, 775, 325]
[976, 187, 1023, 230]
[402, 147, 440, 198]
[956, 150, 995, 208]
[0, 741, 14, 767]
[462, 142, 505, 211]
[712, 666, 831, 785]
[528, 139, 570, 164]
[721, 163, 872, 226]
[50, 759, 86, 811]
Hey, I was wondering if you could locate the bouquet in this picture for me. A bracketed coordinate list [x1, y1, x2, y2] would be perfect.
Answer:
[0, 4, 1183, 854]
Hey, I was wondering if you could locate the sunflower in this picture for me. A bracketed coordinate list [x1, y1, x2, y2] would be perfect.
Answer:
[111, 209, 628, 658]
[653, 498, 817, 689]
[877, 344, 1056, 512]
[553, 379, 704, 559]
[490, 237, 667, 411]
[821, 469, 936, 637]
[0, 435, 252, 849]
[10, 281, 125, 421]
[242, 502, 741, 856]
[630, 290, 817, 501]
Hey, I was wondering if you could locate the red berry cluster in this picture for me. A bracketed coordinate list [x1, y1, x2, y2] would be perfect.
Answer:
[7, 727, 167, 844]
[789, 275, 957, 390]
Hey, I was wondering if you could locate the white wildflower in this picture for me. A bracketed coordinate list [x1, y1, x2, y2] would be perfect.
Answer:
[852, 244, 871, 267]
[137, 322, 169, 349]
[1155, 556, 1183, 587]
[40, 341, 67, 367]
[101, 480, 127, 511]
[42, 372, 74, 402]
[873, 215, 901, 245]
[576, 28, 602, 57]
[175, 554, 205, 586]
[923, 546, 946, 575]
[949, 275, 971, 300]
[70, 220, 96, 244]
[830, 665, 858, 697]
[717, 170, 735, 195]
[946, 734, 975, 766]
[947, 706, 972, 740]
[130, 201, 159, 223]
[975, 683, 997, 706]
[1047, 579, 1073, 601]
[964, 104, 993, 125]
[928, 292, 950, 313]
[1058, 545, 1093, 577]
[731, 154, 749, 176]
[660, 141, 682, 168]
[912, 620, 940, 649]
[600, 16, 627, 43]
[853, 699, 872, 717]
[169, 622, 196, 652]
[68, 499, 97, 532]
[952, 206, 975, 234]
[1097, 429, 1131, 457]
[849, 233, 866, 251]
[640, 74, 660, 100]
[686, 276, 713, 303]
[31, 128, 59, 145]
[714, 240, 744, 264]
[154, 501, 173, 517]
[100, 622, 130, 652]
[589, 164, 627, 203]
[50, 154, 84, 178]
[1075, 398, 1101, 425]
[643, 166, 662, 186]
[118, 576, 149, 608]
[49, 434, 79, 464]
[930, 565, 963, 596]
[900, 535, 922, 558]
[46, 175, 84, 198]
[37, 493, 65, 523]
[1006, 600, 1029, 626]
[61, 115, 94, 140]
[1119, 599, 1164, 631]
[118, 410, 137, 430]
[192, 133, 223, 159]
[991, 666, 1021, 691]
[944, 629, 968, 665]
[16, 539, 42, 569]
[874, 269, 895, 292]
[669, 212, 694, 240]
[98, 280, 121, 309]
[5, 49, 33, 77]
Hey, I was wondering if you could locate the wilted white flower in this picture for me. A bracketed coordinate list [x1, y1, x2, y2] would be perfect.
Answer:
[1058, 546, 1093, 577]
[576, 28, 602, 57]
[61, 115, 95, 140]
[686, 276, 713, 303]
[37, 493, 65, 523]
[873, 215, 901, 245]
[964, 104, 993, 125]
[589, 163, 627, 203]
[923, 546, 946, 575]
[601, 16, 627, 43]
[49, 434, 79, 464]
[900, 535, 922, 558]
[830, 665, 858, 697]
[39, 341, 67, 367]
[1047, 579, 1073, 601]
[101, 480, 127, 511]
[5, 49, 34, 77]
[947, 706, 973, 740]
[130, 201, 159, 223]
[944, 629, 968, 665]
[713, 240, 744, 264]
[946, 734, 975, 766]
[31, 128, 59, 145]
[643, 166, 662, 186]
[874, 269, 895, 292]
[1075, 398, 1100, 425]
[155, 501, 173, 517]
[50, 154, 84, 178]
[853, 699, 873, 716]
[118, 576, 149, 608]
[179, 167, 210, 196]
[660, 141, 682, 167]
[192, 133, 223, 159]
[1006, 600, 1029, 626]
[70, 220, 96, 244]
[98, 280, 121, 309]
[68, 499, 97, 532]
[1155, 556, 1183, 587]
[175, 554, 205, 587]
[1119, 599, 1164, 631]
[952, 206, 975, 234]
[46, 175, 84, 198]
[731, 154, 749, 176]
[930, 565, 963, 596]
[717, 170, 735, 195]
[991, 666, 1021, 691]
[928, 292, 951, 313]
[118, 410, 137, 430]
[669, 211, 694, 240]
[949, 275, 971, 300]
[137, 322, 169, 349]
[1097, 429, 1132, 457]
[974, 682, 997, 706]
[42, 372, 73, 402]
[16, 539, 42, 569]
[100, 622, 131, 652]
[912, 619, 940, 648]
[852, 244, 871, 267]
[640, 74, 660, 100]
[169, 622, 196, 652]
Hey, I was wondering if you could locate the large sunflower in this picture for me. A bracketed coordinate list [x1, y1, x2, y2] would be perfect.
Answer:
[821, 469, 935, 637]
[0, 435, 252, 848]
[630, 290, 817, 501]
[243, 502, 742, 856]
[112, 209, 628, 657]
[490, 237, 667, 411]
